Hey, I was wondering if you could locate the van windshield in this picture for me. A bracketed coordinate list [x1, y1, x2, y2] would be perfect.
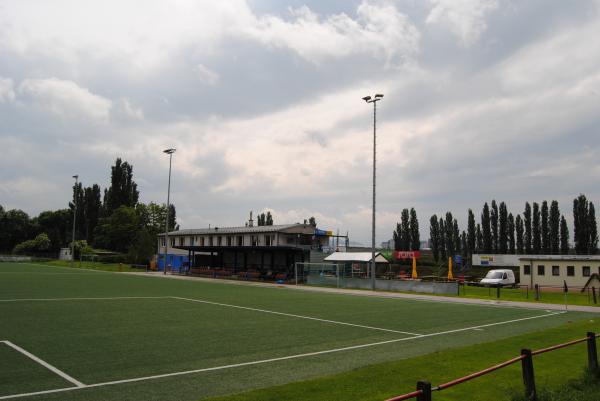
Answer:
[485, 271, 504, 279]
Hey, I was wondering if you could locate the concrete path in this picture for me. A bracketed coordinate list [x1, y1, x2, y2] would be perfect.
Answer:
[128, 271, 600, 313]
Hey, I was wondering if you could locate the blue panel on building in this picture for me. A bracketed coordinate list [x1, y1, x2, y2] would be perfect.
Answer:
[157, 254, 189, 272]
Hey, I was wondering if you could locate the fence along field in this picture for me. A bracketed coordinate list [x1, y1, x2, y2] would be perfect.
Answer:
[0, 262, 595, 401]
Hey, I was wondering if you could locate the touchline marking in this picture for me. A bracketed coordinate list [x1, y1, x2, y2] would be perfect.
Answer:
[171, 296, 422, 336]
[0, 341, 85, 387]
[0, 310, 564, 400]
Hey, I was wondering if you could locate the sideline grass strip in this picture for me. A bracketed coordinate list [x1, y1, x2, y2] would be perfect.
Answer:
[205, 320, 600, 401]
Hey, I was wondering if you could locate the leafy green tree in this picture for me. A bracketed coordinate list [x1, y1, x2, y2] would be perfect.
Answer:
[560, 215, 570, 254]
[127, 229, 155, 264]
[13, 233, 51, 254]
[308, 216, 317, 226]
[498, 202, 508, 253]
[257, 213, 265, 226]
[35, 209, 71, 251]
[491, 200, 498, 252]
[524, 202, 532, 253]
[541, 200, 549, 254]
[467, 209, 476, 257]
[573, 194, 592, 254]
[481, 203, 492, 253]
[266, 211, 273, 226]
[83, 184, 102, 243]
[94, 206, 140, 253]
[507, 213, 515, 254]
[515, 214, 524, 254]
[69, 182, 85, 240]
[0, 209, 34, 253]
[409, 208, 420, 250]
[429, 215, 440, 262]
[453, 218, 460, 255]
[461, 231, 468, 260]
[103, 158, 139, 214]
[549, 200, 560, 254]
[589, 202, 598, 254]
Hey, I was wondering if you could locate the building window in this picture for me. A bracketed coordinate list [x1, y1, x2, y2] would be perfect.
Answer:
[227, 236, 232, 246]
[179, 237, 184, 246]
[567, 266, 574, 276]
[583, 266, 591, 277]
[537, 265, 545, 276]
[237, 236, 243, 246]
[200, 237, 205, 246]
[251, 236, 258, 246]
[217, 236, 222, 246]
[209, 237, 213, 246]
[190, 237, 195, 246]
[523, 265, 530, 275]
[265, 235, 273, 246]
[170, 238, 175, 247]
[552, 266, 559, 276]
[161, 238, 166, 247]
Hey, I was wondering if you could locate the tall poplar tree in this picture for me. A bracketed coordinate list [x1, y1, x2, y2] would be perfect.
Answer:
[439, 217, 447, 260]
[445, 212, 454, 257]
[476, 224, 483, 253]
[589, 202, 598, 254]
[574, 194, 589, 254]
[104, 158, 139, 215]
[481, 203, 492, 253]
[532, 202, 541, 254]
[453, 219, 461, 255]
[498, 202, 508, 253]
[560, 215, 569, 254]
[429, 215, 440, 262]
[541, 200, 549, 254]
[400, 209, 411, 251]
[467, 209, 476, 257]
[409, 208, 420, 250]
[515, 214, 524, 254]
[549, 200, 560, 254]
[507, 213, 515, 254]
[491, 200, 499, 252]
[524, 202, 532, 254]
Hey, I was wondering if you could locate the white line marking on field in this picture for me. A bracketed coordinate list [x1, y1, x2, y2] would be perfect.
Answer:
[0, 310, 565, 400]
[0, 341, 84, 387]
[172, 296, 422, 336]
[0, 296, 169, 302]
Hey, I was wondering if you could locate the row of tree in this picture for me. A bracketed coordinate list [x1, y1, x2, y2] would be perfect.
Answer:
[425, 194, 598, 263]
[1, 158, 177, 263]
[393, 208, 420, 251]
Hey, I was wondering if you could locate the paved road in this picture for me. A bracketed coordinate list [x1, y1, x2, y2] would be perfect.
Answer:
[129, 272, 600, 313]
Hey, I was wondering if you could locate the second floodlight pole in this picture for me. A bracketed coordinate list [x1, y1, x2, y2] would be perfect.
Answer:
[163, 148, 176, 275]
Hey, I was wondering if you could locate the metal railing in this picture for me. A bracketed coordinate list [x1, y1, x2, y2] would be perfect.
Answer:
[385, 332, 599, 401]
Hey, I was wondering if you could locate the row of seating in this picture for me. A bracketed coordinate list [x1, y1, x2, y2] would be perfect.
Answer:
[189, 268, 288, 282]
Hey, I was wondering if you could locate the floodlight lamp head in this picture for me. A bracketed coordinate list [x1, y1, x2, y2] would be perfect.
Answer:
[362, 96, 372, 102]
[72, 175, 78, 180]
[375, 94, 384, 99]
[163, 148, 176, 154]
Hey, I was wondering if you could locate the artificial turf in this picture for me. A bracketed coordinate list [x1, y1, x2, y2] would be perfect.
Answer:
[0, 262, 596, 401]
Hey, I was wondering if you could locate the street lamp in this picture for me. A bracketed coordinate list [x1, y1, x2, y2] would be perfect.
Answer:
[163, 148, 176, 275]
[362, 93, 383, 291]
[71, 175, 79, 268]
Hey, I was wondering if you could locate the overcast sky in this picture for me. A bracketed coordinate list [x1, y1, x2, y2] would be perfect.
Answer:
[1, 0, 599, 245]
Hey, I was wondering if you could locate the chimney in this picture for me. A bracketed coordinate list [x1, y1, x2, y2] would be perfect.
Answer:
[248, 211, 254, 227]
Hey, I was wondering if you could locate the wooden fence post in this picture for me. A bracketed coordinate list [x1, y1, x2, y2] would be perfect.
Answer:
[416, 381, 432, 401]
[521, 349, 537, 401]
[588, 332, 598, 373]
[593, 287, 597, 304]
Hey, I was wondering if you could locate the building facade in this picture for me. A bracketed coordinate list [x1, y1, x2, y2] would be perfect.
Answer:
[157, 222, 331, 274]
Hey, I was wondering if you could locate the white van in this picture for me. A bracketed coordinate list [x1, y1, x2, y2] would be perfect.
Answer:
[480, 269, 516, 287]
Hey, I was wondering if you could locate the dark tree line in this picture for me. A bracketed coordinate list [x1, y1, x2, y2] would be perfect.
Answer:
[1, 158, 177, 263]
[427, 194, 599, 263]
[393, 208, 420, 251]
[257, 212, 274, 226]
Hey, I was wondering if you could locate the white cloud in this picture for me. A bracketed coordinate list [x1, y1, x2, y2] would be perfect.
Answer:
[426, 0, 499, 46]
[0, 77, 15, 102]
[246, 2, 420, 65]
[194, 64, 220, 85]
[18, 78, 112, 122]
[112, 98, 144, 122]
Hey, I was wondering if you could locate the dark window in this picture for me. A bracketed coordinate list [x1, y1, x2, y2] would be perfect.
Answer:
[209, 237, 213, 246]
[537, 265, 545, 276]
[200, 237, 205, 246]
[552, 266, 559, 276]
[523, 265, 530, 275]
[567, 266, 574, 276]
[583, 266, 591, 277]
[237, 236, 243, 246]
[227, 236, 232, 246]
[217, 236, 222, 246]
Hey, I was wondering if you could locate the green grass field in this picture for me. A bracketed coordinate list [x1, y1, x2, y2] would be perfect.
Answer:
[0, 262, 597, 401]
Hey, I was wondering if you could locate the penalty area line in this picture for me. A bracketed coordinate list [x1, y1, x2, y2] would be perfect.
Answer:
[0, 310, 564, 400]
[0, 341, 84, 388]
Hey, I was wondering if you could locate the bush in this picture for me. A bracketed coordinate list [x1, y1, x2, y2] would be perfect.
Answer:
[13, 233, 51, 254]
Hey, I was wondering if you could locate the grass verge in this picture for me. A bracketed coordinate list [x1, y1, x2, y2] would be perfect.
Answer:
[204, 319, 600, 401]
[38, 259, 145, 272]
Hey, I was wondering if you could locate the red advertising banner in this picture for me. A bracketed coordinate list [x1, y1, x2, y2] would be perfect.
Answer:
[393, 250, 421, 260]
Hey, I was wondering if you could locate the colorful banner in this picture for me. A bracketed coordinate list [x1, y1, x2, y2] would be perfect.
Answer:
[393, 250, 421, 260]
